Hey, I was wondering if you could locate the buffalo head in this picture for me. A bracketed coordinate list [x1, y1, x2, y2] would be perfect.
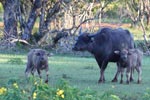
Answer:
[72, 28, 95, 51]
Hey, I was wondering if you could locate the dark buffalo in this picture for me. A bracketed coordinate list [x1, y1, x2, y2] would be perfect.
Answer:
[72, 27, 134, 83]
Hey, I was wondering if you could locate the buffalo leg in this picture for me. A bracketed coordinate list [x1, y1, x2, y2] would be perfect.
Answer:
[112, 62, 120, 82]
[98, 61, 108, 83]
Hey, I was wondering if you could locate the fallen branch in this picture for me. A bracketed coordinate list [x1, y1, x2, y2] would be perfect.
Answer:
[10, 38, 32, 46]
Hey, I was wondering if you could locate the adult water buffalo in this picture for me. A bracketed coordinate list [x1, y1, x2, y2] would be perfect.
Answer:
[72, 27, 134, 83]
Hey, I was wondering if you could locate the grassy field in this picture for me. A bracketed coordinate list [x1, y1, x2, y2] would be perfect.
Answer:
[0, 52, 150, 99]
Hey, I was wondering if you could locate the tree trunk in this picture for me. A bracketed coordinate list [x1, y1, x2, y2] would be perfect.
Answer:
[146, 14, 150, 26]
[21, 0, 42, 41]
[44, 1, 60, 30]
[36, 1, 60, 42]
[39, 0, 47, 36]
[140, 17, 148, 44]
[3, 0, 18, 39]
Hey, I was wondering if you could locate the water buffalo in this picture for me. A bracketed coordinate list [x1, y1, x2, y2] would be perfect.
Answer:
[114, 48, 143, 84]
[25, 49, 51, 83]
[72, 27, 134, 83]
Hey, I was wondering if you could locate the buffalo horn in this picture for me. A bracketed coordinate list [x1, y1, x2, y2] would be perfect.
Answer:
[79, 27, 82, 35]
[88, 34, 95, 37]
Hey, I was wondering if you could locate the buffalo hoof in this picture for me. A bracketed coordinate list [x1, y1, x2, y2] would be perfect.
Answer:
[98, 80, 105, 84]
[120, 80, 123, 84]
[126, 81, 130, 84]
[130, 78, 134, 82]
[112, 78, 118, 82]
[45, 80, 48, 84]
[137, 80, 141, 84]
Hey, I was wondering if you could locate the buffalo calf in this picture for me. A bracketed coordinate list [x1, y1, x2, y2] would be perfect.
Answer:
[25, 49, 51, 83]
[114, 49, 143, 84]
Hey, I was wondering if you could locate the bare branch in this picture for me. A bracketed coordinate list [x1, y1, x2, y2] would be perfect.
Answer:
[10, 38, 32, 46]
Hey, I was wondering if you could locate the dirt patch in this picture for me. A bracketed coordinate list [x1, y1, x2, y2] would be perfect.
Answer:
[0, 22, 131, 29]
[0, 22, 3, 27]
[81, 22, 131, 29]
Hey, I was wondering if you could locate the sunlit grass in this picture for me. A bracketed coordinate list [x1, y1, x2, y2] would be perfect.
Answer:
[0, 53, 150, 100]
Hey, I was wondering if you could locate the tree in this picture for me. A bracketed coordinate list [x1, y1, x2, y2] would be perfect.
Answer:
[122, 0, 150, 53]
[1, 0, 18, 39]
[142, 0, 150, 28]
[0, 0, 117, 48]
[0, 0, 63, 46]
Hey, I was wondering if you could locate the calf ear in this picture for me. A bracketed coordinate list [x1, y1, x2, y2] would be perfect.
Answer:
[128, 49, 132, 55]
[114, 50, 120, 54]
[35, 52, 40, 56]
[47, 53, 54, 57]
[128, 51, 132, 55]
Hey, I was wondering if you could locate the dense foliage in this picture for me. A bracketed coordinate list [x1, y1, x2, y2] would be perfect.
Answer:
[0, 77, 150, 100]
[0, 78, 122, 100]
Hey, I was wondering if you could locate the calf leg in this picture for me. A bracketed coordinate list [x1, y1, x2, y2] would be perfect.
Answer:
[31, 67, 36, 76]
[136, 66, 142, 84]
[45, 66, 49, 83]
[25, 63, 32, 77]
[37, 69, 42, 79]
[120, 68, 124, 84]
[130, 67, 134, 82]
[126, 67, 130, 84]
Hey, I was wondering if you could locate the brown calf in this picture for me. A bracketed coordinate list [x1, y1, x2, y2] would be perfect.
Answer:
[25, 49, 51, 83]
[114, 49, 143, 84]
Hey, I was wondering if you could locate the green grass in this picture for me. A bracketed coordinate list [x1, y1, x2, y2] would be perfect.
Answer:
[0, 53, 150, 99]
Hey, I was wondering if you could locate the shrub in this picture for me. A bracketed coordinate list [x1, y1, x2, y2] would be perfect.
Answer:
[142, 88, 150, 100]
[0, 78, 121, 100]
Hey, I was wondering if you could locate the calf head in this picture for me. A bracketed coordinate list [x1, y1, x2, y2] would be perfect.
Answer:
[114, 49, 130, 62]
[35, 50, 49, 64]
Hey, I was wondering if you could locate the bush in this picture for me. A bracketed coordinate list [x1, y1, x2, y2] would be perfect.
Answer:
[0, 78, 122, 100]
[142, 88, 150, 100]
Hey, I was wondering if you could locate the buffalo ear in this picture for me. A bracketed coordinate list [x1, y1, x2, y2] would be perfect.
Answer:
[91, 37, 94, 42]
[79, 27, 82, 35]
[114, 50, 120, 54]
[88, 34, 95, 42]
